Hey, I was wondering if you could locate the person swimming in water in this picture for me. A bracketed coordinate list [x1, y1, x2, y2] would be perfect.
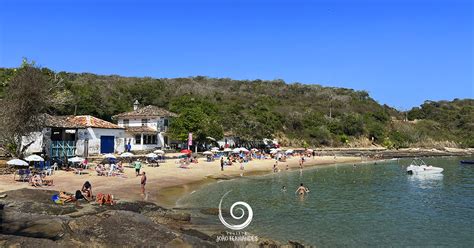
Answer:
[281, 186, 287, 192]
[295, 183, 310, 195]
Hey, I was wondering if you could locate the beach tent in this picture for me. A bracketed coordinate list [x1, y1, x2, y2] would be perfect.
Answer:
[153, 150, 165, 154]
[24, 155, 44, 162]
[69, 156, 84, 163]
[7, 159, 28, 166]
[120, 152, 134, 158]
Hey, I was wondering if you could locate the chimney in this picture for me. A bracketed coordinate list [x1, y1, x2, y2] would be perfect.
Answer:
[133, 100, 139, 111]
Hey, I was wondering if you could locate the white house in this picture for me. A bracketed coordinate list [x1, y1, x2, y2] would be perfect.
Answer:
[113, 101, 177, 151]
[23, 114, 125, 158]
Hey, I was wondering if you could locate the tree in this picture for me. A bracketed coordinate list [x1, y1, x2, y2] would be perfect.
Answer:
[168, 97, 223, 144]
[0, 62, 50, 157]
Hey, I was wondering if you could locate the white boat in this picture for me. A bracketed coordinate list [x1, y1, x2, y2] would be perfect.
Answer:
[406, 158, 443, 175]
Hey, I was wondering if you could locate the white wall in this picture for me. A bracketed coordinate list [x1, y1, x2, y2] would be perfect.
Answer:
[22, 131, 44, 155]
[217, 136, 237, 148]
[76, 128, 125, 156]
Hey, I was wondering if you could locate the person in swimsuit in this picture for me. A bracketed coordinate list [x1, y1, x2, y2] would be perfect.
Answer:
[81, 181, 92, 200]
[141, 171, 147, 195]
[295, 183, 310, 195]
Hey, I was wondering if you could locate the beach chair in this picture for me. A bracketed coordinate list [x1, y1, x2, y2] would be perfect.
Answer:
[14, 169, 24, 181]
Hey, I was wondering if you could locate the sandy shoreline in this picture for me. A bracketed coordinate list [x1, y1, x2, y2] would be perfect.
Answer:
[0, 155, 364, 207]
[1, 147, 472, 207]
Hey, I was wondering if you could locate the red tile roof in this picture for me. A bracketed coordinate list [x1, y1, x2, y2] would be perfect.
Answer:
[125, 126, 157, 134]
[113, 105, 177, 119]
[66, 116, 123, 129]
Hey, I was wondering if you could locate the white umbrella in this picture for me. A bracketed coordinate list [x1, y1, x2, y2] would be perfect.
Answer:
[203, 151, 213, 155]
[24, 155, 44, 162]
[145, 153, 158, 158]
[69, 156, 84, 163]
[285, 149, 294, 154]
[251, 148, 259, 151]
[211, 147, 220, 150]
[239, 148, 249, 153]
[7, 159, 28, 166]
[232, 148, 242, 153]
[120, 152, 134, 158]
[223, 148, 232, 152]
[153, 150, 165, 154]
[104, 154, 116, 159]
[306, 149, 314, 152]
[270, 150, 279, 154]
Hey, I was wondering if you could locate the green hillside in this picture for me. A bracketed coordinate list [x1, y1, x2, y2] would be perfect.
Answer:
[0, 66, 472, 148]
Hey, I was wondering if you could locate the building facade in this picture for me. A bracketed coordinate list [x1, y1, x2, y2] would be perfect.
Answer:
[23, 115, 125, 158]
[113, 103, 177, 151]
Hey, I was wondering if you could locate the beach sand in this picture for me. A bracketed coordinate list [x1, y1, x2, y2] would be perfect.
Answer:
[0, 155, 364, 207]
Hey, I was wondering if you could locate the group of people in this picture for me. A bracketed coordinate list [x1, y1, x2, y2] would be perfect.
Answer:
[29, 172, 54, 187]
[96, 161, 125, 176]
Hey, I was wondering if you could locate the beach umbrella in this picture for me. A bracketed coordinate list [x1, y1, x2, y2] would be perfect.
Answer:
[232, 148, 241, 153]
[211, 147, 219, 150]
[146, 153, 158, 158]
[203, 151, 213, 155]
[7, 159, 28, 166]
[223, 148, 232, 152]
[239, 148, 249, 153]
[24, 155, 44, 162]
[180, 149, 192, 154]
[270, 150, 279, 154]
[69, 156, 84, 163]
[306, 149, 314, 153]
[120, 152, 134, 158]
[285, 149, 294, 154]
[251, 148, 259, 152]
[153, 150, 165, 154]
[104, 154, 116, 159]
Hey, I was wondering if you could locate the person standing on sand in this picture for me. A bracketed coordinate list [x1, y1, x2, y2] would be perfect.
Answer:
[134, 159, 142, 176]
[141, 172, 147, 195]
[220, 157, 224, 171]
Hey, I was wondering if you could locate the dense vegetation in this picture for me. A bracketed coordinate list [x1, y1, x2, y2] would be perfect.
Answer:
[0, 63, 472, 148]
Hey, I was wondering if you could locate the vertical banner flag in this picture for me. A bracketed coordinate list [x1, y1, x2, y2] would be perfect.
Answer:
[188, 133, 193, 148]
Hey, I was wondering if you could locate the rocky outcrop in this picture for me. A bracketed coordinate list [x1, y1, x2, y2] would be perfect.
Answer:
[0, 188, 305, 247]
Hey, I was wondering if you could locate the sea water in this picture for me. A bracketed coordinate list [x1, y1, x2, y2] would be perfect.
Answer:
[178, 156, 474, 246]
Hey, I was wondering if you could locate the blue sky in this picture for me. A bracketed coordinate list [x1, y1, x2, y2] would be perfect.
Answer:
[0, 0, 472, 109]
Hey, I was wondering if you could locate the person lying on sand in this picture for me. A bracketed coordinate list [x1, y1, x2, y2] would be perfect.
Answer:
[96, 193, 115, 206]
[295, 183, 310, 195]
[41, 174, 54, 186]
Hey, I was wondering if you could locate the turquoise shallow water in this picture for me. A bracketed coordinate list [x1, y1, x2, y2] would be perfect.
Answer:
[178, 156, 474, 247]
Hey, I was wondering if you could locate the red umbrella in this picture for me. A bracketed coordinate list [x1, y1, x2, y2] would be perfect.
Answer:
[180, 149, 192, 154]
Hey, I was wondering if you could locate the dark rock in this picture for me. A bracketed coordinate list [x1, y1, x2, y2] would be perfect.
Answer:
[0, 234, 60, 248]
[288, 240, 307, 248]
[200, 208, 230, 217]
[165, 212, 191, 222]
